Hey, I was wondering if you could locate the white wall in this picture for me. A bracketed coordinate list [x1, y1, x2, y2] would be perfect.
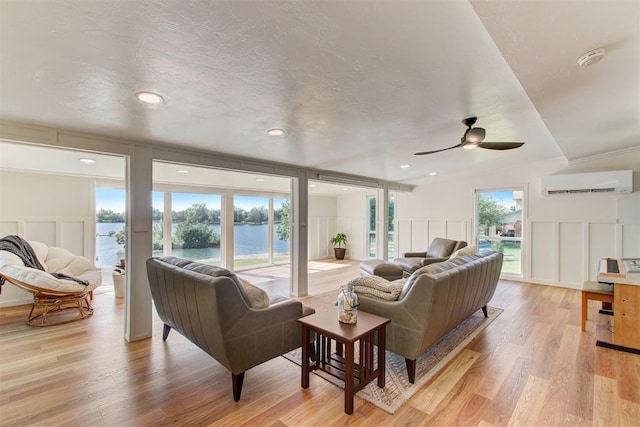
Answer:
[335, 191, 368, 260]
[0, 170, 96, 306]
[308, 195, 337, 259]
[396, 150, 640, 289]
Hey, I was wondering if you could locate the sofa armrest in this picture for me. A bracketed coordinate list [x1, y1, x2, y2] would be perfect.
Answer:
[403, 251, 427, 258]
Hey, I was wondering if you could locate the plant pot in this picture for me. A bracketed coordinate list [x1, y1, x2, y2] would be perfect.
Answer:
[334, 248, 347, 260]
[112, 271, 125, 298]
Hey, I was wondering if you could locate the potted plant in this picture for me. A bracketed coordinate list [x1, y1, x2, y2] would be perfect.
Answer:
[112, 258, 126, 298]
[330, 233, 348, 260]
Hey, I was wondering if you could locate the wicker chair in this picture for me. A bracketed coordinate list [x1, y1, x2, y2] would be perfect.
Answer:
[0, 240, 102, 326]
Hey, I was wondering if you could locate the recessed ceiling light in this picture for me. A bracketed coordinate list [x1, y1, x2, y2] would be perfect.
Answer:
[400, 164, 410, 169]
[267, 128, 285, 136]
[78, 158, 95, 164]
[135, 91, 164, 105]
[309, 184, 317, 188]
[429, 172, 437, 176]
[177, 169, 189, 174]
[256, 178, 265, 182]
[342, 187, 349, 191]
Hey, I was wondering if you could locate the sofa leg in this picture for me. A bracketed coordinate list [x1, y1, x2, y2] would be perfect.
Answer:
[482, 305, 488, 318]
[405, 358, 416, 384]
[162, 324, 172, 341]
[232, 372, 245, 402]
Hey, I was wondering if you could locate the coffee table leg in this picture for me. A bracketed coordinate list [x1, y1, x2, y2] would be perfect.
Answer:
[344, 341, 354, 414]
[301, 326, 310, 388]
[377, 326, 386, 388]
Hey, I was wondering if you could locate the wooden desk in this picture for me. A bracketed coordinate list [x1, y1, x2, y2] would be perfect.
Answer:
[581, 281, 614, 332]
[596, 270, 640, 354]
[298, 309, 390, 415]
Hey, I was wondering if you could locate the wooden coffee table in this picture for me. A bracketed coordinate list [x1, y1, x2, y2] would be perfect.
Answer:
[298, 309, 390, 414]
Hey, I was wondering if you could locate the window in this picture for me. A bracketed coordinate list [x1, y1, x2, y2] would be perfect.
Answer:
[388, 195, 395, 260]
[367, 196, 376, 258]
[234, 195, 269, 268]
[171, 192, 222, 265]
[475, 189, 523, 276]
[273, 197, 291, 264]
[95, 187, 126, 268]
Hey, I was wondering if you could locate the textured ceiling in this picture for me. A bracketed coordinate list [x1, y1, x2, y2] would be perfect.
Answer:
[0, 0, 637, 185]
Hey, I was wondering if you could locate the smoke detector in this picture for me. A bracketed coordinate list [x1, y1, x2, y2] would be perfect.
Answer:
[577, 48, 606, 68]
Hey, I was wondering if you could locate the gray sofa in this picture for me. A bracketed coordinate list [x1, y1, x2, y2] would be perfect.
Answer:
[146, 256, 315, 401]
[358, 250, 503, 383]
[394, 237, 468, 277]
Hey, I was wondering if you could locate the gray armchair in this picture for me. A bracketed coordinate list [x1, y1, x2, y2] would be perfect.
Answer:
[146, 256, 315, 401]
[394, 237, 467, 277]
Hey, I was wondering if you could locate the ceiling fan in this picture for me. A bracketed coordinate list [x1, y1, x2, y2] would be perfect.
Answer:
[414, 117, 525, 156]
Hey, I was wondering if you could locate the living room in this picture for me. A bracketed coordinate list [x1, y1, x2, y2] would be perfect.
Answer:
[1, 0, 639, 425]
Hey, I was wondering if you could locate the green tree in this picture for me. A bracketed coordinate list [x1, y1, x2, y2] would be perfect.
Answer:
[478, 195, 508, 235]
[97, 209, 125, 223]
[276, 201, 290, 241]
[172, 203, 221, 249]
[113, 227, 126, 245]
[175, 222, 219, 248]
[247, 206, 268, 224]
[152, 222, 163, 250]
[209, 209, 221, 224]
[369, 198, 376, 231]
[234, 206, 248, 223]
[152, 207, 163, 221]
[183, 203, 210, 223]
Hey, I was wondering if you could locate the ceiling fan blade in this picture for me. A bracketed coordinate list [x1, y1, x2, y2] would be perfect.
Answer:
[478, 141, 524, 150]
[414, 143, 463, 156]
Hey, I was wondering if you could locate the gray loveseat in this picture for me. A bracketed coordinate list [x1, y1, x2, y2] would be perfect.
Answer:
[146, 256, 315, 401]
[357, 250, 503, 383]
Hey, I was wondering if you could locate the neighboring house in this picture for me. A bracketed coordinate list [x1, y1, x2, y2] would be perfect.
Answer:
[499, 210, 522, 237]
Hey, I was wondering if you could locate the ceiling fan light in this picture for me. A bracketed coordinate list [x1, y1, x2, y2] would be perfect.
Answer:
[463, 142, 479, 150]
[466, 127, 485, 143]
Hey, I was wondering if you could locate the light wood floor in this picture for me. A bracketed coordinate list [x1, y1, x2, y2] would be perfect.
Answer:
[1, 261, 639, 426]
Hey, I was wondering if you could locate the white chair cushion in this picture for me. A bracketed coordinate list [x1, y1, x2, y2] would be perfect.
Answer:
[0, 265, 101, 293]
[0, 240, 101, 294]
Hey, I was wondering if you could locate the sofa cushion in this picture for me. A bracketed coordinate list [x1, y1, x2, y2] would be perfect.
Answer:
[449, 245, 477, 259]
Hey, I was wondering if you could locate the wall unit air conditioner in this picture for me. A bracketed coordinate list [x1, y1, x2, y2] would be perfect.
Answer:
[541, 170, 633, 195]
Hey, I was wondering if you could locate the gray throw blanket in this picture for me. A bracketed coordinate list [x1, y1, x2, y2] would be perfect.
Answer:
[0, 235, 45, 287]
[0, 235, 88, 289]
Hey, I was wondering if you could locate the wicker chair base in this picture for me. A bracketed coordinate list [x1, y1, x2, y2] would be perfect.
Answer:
[0, 273, 94, 327]
[27, 292, 94, 327]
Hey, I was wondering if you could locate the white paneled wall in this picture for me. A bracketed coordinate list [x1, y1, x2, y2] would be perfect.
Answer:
[396, 219, 470, 255]
[558, 222, 583, 285]
[0, 170, 96, 307]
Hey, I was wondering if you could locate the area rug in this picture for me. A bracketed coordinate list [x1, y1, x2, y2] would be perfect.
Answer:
[285, 297, 502, 414]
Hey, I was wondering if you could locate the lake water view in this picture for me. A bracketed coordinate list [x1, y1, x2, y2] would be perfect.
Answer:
[96, 222, 290, 267]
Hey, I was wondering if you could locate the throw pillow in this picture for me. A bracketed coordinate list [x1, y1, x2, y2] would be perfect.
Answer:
[449, 245, 477, 259]
[238, 278, 270, 309]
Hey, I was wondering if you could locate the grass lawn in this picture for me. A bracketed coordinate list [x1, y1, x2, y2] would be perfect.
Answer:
[500, 242, 521, 275]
